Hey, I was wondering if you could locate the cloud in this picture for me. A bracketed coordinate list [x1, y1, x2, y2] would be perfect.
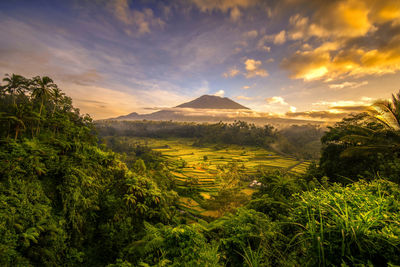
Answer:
[110, 0, 165, 34]
[273, 30, 286, 44]
[280, 0, 400, 81]
[244, 59, 268, 78]
[67, 84, 142, 119]
[266, 96, 288, 105]
[230, 7, 241, 21]
[61, 69, 103, 86]
[329, 105, 368, 112]
[194, 80, 210, 95]
[257, 30, 286, 50]
[328, 81, 368, 89]
[283, 0, 376, 40]
[236, 95, 252, 100]
[243, 30, 258, 38]
[285, 98, 371, 120]
[242, 85, 250, 89]
[286, 110, 348, 120]
[312, 97, 374, 108]
[223, 67, 240, 78]
[288, 14, 309, 40]
[260, 46, 271, 52]
[281, 49, 330, 80]
[189, 0, 259, 13]
[214, 90, 225, 97]
[289, 106, 297, 112]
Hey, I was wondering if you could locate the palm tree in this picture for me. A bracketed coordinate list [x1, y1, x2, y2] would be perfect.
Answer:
[1, 74, 27, 104]
[340, 91, 400, 157]
[368, 91, 400, 131]
[31, 76, 56, 134]
[31, 76, 56, 117]
[0, 106, 27, 140]
[51, 86, 65, 116]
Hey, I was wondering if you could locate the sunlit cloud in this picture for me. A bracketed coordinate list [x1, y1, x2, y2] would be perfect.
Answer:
[273, 30, 286, 44]
[312, 97, 374, 108]
[280, 0, 400, 82]
[214, 90, 225, 97]
[242, 85, 250, 89]
[223, 67, 240, 78]
[266, 96, 288, 105]
[244, 59, 268, 78]
[329, 81, 368, 90]
[236, 95, 253, 100]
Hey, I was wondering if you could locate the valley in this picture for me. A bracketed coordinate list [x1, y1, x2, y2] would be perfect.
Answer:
[103, 136, 310, 219]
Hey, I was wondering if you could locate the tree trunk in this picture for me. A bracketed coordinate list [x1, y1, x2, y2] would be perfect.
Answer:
[36, 97, 44, 135]
[14, 125, 19, 140]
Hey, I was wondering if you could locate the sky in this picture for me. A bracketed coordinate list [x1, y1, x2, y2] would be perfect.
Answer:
[1, 0, 400, 120]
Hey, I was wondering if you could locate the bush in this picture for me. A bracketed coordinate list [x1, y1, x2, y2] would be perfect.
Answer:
[291, 179, 400, 266]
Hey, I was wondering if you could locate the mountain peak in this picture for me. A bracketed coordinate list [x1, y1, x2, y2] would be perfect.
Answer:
[176, 95, 249, 109]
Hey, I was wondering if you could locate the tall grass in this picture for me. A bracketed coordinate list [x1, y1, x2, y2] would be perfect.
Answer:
[292, 179, 400, 266]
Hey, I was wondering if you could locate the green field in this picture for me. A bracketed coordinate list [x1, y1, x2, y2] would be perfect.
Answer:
[132, 138, 310, 218]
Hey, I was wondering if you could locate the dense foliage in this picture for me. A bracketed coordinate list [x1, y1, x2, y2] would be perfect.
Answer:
[0, 75, 179, 265]
[1, 74, 399, 266]
[316, 93, 400, 184]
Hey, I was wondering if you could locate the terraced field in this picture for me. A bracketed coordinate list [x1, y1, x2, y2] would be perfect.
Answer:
[132, 138, 310, 219]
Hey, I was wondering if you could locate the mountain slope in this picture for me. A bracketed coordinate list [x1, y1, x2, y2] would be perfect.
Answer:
[176, 95, 249, 109]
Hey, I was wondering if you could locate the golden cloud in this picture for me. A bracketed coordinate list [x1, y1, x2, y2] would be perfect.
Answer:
[280, 0, 400, 81]
[266, 96, 288, 105]
[245, 59, 268, 78]
[328, 81, 368, 89]
[282, 34, 400, 80]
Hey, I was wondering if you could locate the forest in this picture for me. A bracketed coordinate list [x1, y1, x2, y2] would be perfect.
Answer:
[1, 74, 400, 266]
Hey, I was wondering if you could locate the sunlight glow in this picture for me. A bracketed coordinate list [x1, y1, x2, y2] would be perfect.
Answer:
[303, 66, 328, 80]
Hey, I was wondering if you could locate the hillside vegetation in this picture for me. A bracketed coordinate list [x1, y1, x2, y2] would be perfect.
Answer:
[0, 74, 399, 266]
[96, 120, 324, 160]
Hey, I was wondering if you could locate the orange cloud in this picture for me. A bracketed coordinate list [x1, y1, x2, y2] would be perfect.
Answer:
[245, 59, 268, 78]
[266, 96, 288, 105]
[280, 0, 400, 81]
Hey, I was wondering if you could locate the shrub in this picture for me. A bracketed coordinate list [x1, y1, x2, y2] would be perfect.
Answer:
[291, 179, 400, 266]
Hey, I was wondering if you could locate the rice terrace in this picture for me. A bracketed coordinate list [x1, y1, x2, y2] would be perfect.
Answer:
[111, 137, 310, 219]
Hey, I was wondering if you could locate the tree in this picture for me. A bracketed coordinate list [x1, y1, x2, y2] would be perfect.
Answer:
[318, 91, 400, 183]
[31, 76, 56, 134]
[1, 74, 27, 97]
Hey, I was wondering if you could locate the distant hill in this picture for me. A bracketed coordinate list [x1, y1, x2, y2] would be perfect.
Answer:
[109, 94, 326, 127]
[176, 95, 249, 109]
